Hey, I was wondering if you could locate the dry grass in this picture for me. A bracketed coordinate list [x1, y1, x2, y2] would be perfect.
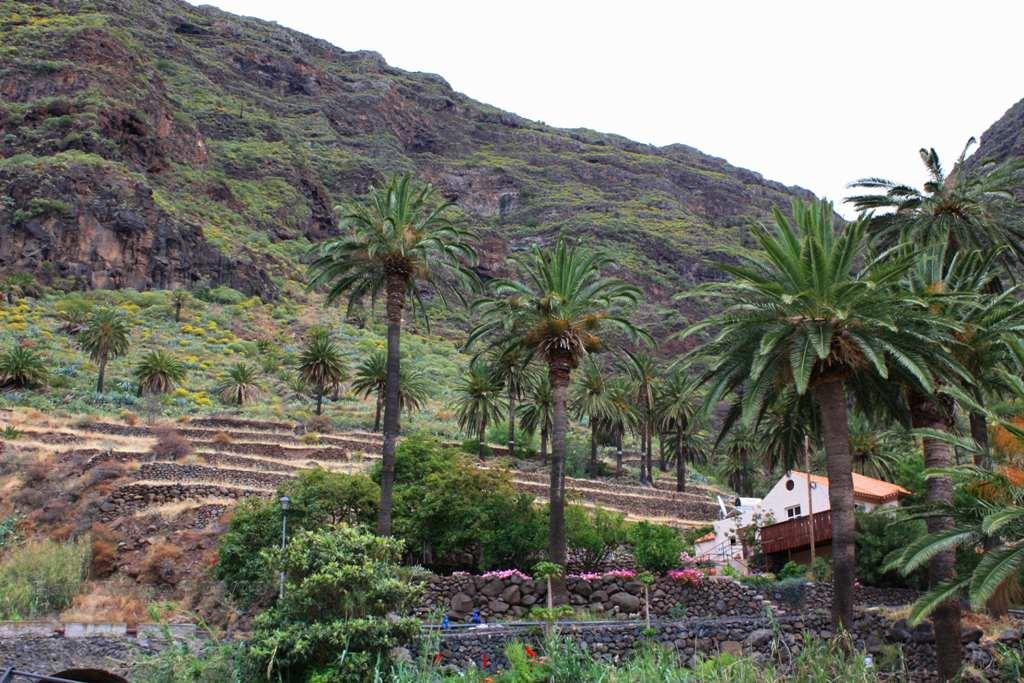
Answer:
[60, 578, 151, 624]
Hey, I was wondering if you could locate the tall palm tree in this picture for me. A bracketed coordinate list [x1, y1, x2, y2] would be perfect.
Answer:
[656, 365, 702, 492]
[624, 351, 658, 483]
[308, 173, 477, 535]
[455, 359, 507, 451]
[351, 350, 430, 432]
[78, 308, 131, 393]
[572, 359, 616, 476]
[134, 350, 186, 397]
[716, 422, 758, 497]
[847, 140, 1024, 269]
[682, 199, 932, 630]
[296, 332, 347, 416]
[216, 362, 263, 406]
[468, 239, 646, 566]
[519, 376, 554, 463]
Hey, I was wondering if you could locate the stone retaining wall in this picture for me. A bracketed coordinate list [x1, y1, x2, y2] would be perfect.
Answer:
[139, 462, 290, 489]
[426, 612, 1021, 680]
[100, 483, 263, 518]
[419, 575, 767, 622]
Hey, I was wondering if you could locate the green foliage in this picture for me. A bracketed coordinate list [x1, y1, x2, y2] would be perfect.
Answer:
[531, 561, 564, 579]
[855, 511, 926, 590]
[389, 436, 544, 571]
[565, 506, 628, 571]
[216, 470, 380, 604]
[215, 362, 263, 405]
[810, 556, 831, 583]
[629, 521, 685, 573]
[455, 358, 506, 445]
[777, 560, 806, 581]
[12, 197, 72, 223]
[78, 307, 131, 391]
[772, 577, 807, 608]
[133, 634, 253, 683]
[0, 537, 90, 619]
[133, 349, 186, 396]
[201, 285, 247, 305]
[248, 525, 423, 683]
[0, 515, 20, 551]
[0, 345, 48, 388]
[296, 330, 347, 413]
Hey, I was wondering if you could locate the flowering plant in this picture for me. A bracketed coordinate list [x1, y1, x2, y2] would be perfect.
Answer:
[480, 569, 532, 581]
[604, 569, 637, 580]
[667, 568, 704, 585]
[678, 551, 698, 567]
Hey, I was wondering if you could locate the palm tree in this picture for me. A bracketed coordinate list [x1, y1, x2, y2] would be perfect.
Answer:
[847, 411, 902, 482]
[604, 376, 638, 476]
[887, 463, 1024, 635]
[682, 199, 931, 631]
[572, 360, 616, 476]
[519, 376, 554, 463]
[468, 239, 646, 567]
[217, 362, 263, 405]
[170, 289, 190, 323]
[296, 332, 347, 416]
[351, 351, 430, 431]
[656, 365, 702, 492]
[0, 345, 48, 389]
[78, 308, 131, 393]
[308, 173, 477, 535]
[847, 140, 1024, 269]
[455, 359, 507, 451]
[488, 347, 537, 455]
[134, 350, 186, 396]
[716, 422, 758, 497]
[624, 351, 658, 483]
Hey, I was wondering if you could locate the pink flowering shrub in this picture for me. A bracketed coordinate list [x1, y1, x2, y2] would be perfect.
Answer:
[566, 568, 637, 581]
[678, 552, 697, 567]
[667, 568, 704, 585]
[480, 569, 532, 582]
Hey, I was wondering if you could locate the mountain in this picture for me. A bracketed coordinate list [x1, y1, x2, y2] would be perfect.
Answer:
[0, 0, 817, 333]
[968, 97, 1024, 168]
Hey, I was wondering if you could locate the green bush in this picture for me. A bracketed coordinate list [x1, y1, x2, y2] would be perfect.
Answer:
[133, 635, 253, 682]
[201, 285, 247, 305]
[0, 537, 90, 619]
[390, 436, 544, 571]
[810, 556, 831, 582]
[855, 510, 926, 589]
[773, 577, 807, 608]
[0, 345, 49, 389]
[566, 505, 628, 571]
[777, 560, 806, 580]
[629, 521, 685, 573]
[216, 470, 379, 604]
[248, 525, 423, 683]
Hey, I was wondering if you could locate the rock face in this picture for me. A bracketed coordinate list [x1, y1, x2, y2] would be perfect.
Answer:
[1, 0, 816, 323]
[967, 97, 1024, 169]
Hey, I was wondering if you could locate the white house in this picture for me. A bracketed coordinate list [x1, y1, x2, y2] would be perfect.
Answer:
[694, 471, 910, 572]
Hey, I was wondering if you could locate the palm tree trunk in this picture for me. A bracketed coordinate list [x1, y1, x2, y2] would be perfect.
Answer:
[645, 427, 654, 485]
[810, 377, 855, 631]
[676, 430, 686, 492]
[540, 425, 548, 465]
[377, 275, 405, 536]
[96, 355, 107, 394]
[373, 390, 383, 432]
[479, 416, 487, 456]
[508, 384, 516, 455]
[659, 431, 668, 472]
[315, 384, 323, 416]
[174, 301, 182, 323]
[616, 434, 623, 477]
[548, 353, 571, 567]
[589, 420, 598, 476]
[638, 427, 648, 484]
[910, 391, 962, 681]
[739, 447, 749, 496]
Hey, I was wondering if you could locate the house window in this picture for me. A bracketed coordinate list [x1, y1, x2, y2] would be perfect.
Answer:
[785, 505, 801, 519]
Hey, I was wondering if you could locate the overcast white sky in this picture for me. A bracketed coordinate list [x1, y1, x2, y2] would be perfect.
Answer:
[189, 1, 1023, 217]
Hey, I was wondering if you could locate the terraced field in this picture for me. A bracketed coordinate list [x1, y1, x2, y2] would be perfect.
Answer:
[2, 411, 721, 531]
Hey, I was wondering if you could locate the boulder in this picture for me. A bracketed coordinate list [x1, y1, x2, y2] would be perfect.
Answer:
[480, 579, 506, 598]
[501, 585, 521, 605]
[450, 592, 474, 614]
[489, 599, 510, 613]
[610, 592, 641, 613]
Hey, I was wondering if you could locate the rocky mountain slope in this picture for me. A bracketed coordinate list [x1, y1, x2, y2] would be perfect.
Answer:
[1, 0, 816, 331]
[969, 97, 1024, 168]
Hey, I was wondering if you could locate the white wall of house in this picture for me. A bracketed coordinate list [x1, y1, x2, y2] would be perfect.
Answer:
[761, 472, 831, 524]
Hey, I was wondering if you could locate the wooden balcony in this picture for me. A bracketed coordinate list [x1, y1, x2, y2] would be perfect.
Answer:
[760, 510, 832, 555]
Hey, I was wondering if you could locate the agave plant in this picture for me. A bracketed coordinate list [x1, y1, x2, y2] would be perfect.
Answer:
[0, 345, 48, 389]
[216, 362, 263, 406]
[133, 350, 187, 397]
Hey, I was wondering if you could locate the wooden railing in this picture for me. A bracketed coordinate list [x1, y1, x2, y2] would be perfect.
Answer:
[759, 510, 832, 554]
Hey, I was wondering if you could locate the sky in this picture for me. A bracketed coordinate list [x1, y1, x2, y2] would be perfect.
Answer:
[188, 1, 1024, 218]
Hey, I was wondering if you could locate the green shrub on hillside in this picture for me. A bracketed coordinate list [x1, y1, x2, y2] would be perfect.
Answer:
[215, 470, 379, 604]
[566, 505, 629, 571]
[629, 521, 685, 573]
[855, 511, 927, 590]
[249, 526, 422, 683]
[0, 536, 91, 619]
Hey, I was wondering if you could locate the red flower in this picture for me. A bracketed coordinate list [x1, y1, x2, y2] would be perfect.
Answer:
[433, 652, 443, 665]
[482, 654, 490, 668]
[525, 645, 537, 659]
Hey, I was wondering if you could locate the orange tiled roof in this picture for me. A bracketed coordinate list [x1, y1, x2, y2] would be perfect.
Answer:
[694, 531, 715, 544]
[791, 470, 911, 504]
